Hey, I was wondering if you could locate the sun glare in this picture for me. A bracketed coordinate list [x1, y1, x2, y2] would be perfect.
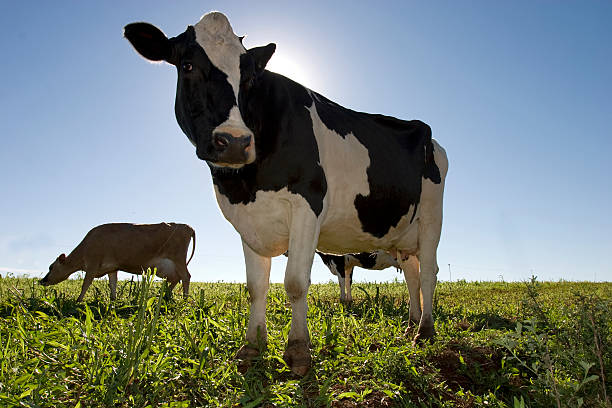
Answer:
[266, 52, 318, 90]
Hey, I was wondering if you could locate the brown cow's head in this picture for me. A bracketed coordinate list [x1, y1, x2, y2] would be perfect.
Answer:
[39, 253, 70, 285]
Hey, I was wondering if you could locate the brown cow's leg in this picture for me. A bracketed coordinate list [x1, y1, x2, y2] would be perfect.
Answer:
[181, 272, 191, 299]
[108, 271, 118, 301]
[76, 273, 95, 302]
[165, 280, 178, 300]
[175, 262, 191, 299]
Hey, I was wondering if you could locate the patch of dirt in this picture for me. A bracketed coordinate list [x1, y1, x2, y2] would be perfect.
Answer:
[330, 388, 393, 408]
[431, 340, 502, 393]
[455, 319, 472, 331]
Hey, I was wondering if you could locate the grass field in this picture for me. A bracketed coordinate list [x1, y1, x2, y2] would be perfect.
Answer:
[0, 274, 610, 407]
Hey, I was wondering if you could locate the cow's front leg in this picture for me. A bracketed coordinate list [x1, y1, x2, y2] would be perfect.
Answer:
[336, 274, 346, 302]
[76, 272, 95, 302]
[345, 266, 354, 303]
[283, 208, 319, 376]
[236, 239, 271, 370]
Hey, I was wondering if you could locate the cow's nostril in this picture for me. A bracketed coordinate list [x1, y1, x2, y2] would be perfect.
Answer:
[240, 135, 252, 148]
[213, 133, 230, 150]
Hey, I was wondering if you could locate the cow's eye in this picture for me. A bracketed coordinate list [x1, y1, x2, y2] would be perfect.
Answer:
[182, 62, 193, 72]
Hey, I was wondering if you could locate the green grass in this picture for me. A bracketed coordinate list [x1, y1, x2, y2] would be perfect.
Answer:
[0, 273, 610, 407]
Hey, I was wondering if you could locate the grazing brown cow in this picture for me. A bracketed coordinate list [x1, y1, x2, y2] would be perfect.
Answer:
[39, 223, 195, 301]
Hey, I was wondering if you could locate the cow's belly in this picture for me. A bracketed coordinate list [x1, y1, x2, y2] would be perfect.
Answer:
[214, 187, 295, 257]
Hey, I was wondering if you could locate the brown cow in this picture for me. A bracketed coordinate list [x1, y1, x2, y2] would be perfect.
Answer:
[39, 223, 195, 301]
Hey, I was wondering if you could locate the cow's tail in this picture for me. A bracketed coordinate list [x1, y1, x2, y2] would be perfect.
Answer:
[423, 124, 442, 184]
[186, 226, 196, 265]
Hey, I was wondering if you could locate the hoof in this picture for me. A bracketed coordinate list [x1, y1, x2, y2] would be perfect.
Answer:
[412, 324, 436, 346]
[235, 345, 260, 373]
[283, 341, 311, 376]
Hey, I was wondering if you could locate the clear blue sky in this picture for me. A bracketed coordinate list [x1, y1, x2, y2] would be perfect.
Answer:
[1, 1, 611, 283]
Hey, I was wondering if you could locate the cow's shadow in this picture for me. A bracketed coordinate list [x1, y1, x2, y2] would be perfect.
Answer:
[239, 356, 331, 407]
[308, 286, 516, 335]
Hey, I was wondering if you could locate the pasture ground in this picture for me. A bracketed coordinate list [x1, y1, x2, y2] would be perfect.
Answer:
[0, 275, 610, 407]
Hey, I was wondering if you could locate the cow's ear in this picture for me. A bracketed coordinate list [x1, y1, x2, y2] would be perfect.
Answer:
[248, 43, 276, 75]
[124, 22, 172, 62]
[58, 253, 66, 264]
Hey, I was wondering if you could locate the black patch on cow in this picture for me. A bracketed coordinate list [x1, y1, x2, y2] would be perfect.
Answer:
[210, 70, 327, 217]
[316, 252, 345, 278]
[351, 252, 378, 269]
[170, 27, 239, 163]
[311, 93, 441, 238]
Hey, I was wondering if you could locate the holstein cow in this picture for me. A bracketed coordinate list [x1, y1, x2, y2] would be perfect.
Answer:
[317, 250, 404, 303]
[124, 12, 448, 375]
[40, 223, 195, 301]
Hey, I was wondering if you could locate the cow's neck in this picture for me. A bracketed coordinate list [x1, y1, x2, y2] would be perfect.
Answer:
[64, 242, 86, 273]
[208, 71, 327, 217]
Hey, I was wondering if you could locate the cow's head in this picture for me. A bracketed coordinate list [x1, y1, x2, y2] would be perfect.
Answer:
[39, 253, 69, 286]
[124, 12, 275, 168]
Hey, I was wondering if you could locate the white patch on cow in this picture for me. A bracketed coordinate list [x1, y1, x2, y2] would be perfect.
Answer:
[194, 12, 255, 166]
[214, 186, 315, 257]
[214, 106, 253, 138]
[306, 104, 369, 248]
[328, 262, 341, 278]
[307, 103, 420, 253]
[193, 12, 245, 99]
[372, 250, 400, 270]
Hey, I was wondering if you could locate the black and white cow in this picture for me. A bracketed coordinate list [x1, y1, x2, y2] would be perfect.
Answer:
[317, 250, 401, 303]
[124, 11, 448, 376]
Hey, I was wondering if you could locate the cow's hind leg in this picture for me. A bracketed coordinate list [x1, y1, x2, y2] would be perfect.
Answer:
[414, 144, 447, 343]
[181, 269, 191, 299]
[236, 239, 271, 371]
[175, 261, 191, 299]
[399, 255, 421, 326]
[282, 209, 319, 376]
[108, 271, 118, 301]
[155, 259, 178, 300]
[414, 204, 443, 343]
